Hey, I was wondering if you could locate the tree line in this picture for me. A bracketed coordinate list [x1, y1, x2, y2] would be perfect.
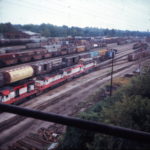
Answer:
[0, 22, 150, 37]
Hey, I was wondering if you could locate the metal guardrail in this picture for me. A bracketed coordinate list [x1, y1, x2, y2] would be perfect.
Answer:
[0, 103, 150, 143]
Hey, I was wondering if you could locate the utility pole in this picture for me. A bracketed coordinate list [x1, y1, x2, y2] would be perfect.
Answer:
[110, 50, 114, 97]
[137, 49, 142, 75]
[139, 53, 142, 75]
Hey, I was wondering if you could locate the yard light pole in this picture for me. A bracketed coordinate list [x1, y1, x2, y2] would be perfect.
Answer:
[110, 50, 114, 97]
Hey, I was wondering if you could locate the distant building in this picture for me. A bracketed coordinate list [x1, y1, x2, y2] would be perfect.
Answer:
[4, 30, 41, 39]
[22, 30, 41, 39]
[4, 31, 29, 39]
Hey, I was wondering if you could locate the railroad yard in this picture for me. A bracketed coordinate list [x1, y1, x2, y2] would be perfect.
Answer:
[0, 36, 150, 150]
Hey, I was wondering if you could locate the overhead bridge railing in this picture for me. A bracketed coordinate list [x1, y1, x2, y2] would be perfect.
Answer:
[0, 103, 150, 143]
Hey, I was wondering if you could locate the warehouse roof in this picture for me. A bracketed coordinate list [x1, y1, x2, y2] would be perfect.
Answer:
[22, 30, 40, 36]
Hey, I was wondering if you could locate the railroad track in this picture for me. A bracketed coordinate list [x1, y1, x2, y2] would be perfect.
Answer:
[0, 50, 130, 119]
[0, 43, 136, 149]
[0, 51, 134, 131]
[18, 55, 130, 109]
[0, 59, 138, 147]
[2, 60, 141, 150]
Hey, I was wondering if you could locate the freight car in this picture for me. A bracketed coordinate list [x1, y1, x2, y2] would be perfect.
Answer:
[26, 43, 41, 49]
[0, 58, 63, 87]
[76, 46, 86, 52]
[90, 51, 99, 58]
[0, 45, 80, 67]
[0, 49, 50, 67]
[63, 55, 80, 67]
[0, 49, 116, 87]
[79, 53, 91, 59]
[0, 60, 96, 104]
[0, 66, 34, 87]
[0, 45, 26, 53]
[128, 50, 150, 61]
[31, 61, 52, 75]
[0, 39, 33, 47]
[0, 43, 42, 54]
[0, 39, 113, 68]
[0, 48, 117, 104]
[133, 42, 148, 50]
[0, 53, 18, 66]
[90, 49, 116, 60]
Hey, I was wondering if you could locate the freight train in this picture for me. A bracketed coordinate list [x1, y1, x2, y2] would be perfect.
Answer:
[0, 46, 89, 67]
[0, 38, 117, 67]
[133, 42, 148, 50]
[0, 39, 34, 47]
[0, 43, 42, 53]
[0, 59, 96, 104]
[128, 49, 150, 61]
[0, 36, 134, 67]
[0, 41, 92, 67]
[0, 48, 51, 66]
[0, 49, 115, 87]
[0, 49, 116, 104]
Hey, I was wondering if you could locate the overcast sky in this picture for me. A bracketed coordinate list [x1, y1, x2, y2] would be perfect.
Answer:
[0, 0, 150, 31]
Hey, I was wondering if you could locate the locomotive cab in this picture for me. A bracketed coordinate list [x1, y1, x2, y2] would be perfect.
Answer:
[0, 88, 15, 103]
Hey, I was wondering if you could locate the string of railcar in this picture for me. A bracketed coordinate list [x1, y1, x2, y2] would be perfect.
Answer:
[0, 49, 116, 104]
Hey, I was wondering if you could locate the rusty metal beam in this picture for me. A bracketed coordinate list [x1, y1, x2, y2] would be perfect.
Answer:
[0, 103, 150, 143]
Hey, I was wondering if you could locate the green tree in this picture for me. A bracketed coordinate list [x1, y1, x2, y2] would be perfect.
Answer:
[1, 23, 150, 37]
[88, 96, 150, 150]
